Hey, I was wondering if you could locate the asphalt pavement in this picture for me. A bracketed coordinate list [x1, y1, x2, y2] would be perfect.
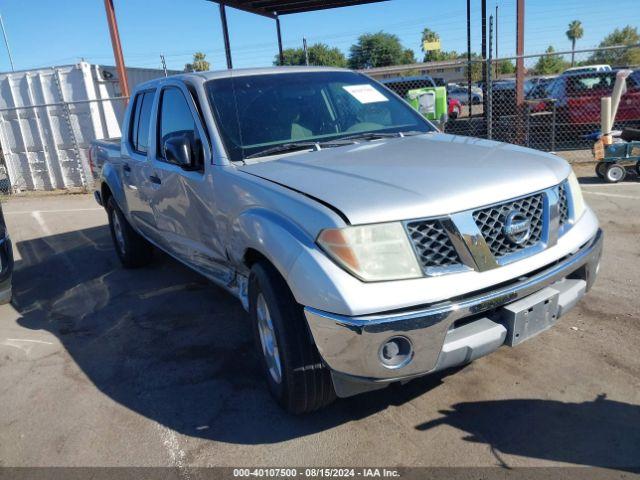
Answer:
[0, 164, 638, 471]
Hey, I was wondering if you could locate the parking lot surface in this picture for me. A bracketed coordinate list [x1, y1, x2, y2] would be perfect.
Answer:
[0, 164, 638, 470]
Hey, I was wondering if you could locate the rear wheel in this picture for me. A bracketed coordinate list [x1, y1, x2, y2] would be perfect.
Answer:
[249, 261, 336, 414]
[106, 197, 153, 268]
[595, 162, 607, 179]
[604, 163, 626, 184]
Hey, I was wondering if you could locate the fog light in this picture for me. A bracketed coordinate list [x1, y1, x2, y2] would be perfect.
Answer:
[378, 336, 413, 369]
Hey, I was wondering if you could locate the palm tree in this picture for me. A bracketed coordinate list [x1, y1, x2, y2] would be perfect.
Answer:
[421, 28, 440, 62]
[566, 20, 584, 67]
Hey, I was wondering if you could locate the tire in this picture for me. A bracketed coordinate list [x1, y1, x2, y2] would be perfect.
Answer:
[635, 161, 640, 177]
[595, 162, 607, 179]
[106, 197, 153, 268]
[604, 163, 626, 184]
[249, 261, 336, 414]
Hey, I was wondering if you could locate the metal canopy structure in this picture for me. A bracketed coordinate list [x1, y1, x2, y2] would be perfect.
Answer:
[209, 0, 388, 18]
[207, 0, 388, 68]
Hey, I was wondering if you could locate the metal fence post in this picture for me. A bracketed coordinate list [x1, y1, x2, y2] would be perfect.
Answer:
[525, 103, 531, 147]
[487, 15, 493, 140]
[551, 100, 557, 152]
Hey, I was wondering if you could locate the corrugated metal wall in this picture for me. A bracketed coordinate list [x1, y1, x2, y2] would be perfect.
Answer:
[0, 62, 176, 192]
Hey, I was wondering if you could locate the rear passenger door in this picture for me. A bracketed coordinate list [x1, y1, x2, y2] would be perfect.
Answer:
[121, 89, 157, 238]
[146, 83, 229, 280]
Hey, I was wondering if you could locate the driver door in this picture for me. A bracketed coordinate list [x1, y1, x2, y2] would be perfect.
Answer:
[142, 83, 229, 281]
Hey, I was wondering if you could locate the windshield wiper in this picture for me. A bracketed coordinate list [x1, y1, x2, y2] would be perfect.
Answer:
[245, 142, 318, 160]
[338, 130, 425, 143]
[244, 139, 356, 160]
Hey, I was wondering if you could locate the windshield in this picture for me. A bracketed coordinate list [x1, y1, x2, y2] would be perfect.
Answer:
[205, 71, 435, 161]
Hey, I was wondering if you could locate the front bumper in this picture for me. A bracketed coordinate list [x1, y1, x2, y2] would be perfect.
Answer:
[305, 229, 603, 396]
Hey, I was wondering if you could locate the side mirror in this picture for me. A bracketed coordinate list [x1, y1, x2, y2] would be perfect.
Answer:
[163, 134, 192, 168]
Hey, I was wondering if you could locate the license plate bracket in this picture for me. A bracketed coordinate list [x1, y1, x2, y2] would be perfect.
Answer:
[499, 287, 560, 346]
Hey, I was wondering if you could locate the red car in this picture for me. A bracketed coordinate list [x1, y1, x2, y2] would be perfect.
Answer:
[530, 69, 640, 126]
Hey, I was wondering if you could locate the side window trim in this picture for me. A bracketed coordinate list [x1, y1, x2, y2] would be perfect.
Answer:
[128, 93, 143, 152]
[130, 89, 155, 156]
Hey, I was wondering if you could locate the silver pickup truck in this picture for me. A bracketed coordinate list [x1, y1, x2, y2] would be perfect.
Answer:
[91, 67, 603, 414]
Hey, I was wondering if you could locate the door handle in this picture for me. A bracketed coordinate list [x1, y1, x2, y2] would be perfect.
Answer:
[123, 163, 131, 173]
[149, 175, 162, 185]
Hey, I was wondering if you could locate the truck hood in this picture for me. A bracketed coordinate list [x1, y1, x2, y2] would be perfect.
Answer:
[239, 133, 571, 225]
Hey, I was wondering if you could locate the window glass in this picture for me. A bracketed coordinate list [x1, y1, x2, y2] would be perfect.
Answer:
[206, 71, 433, 162]
[128, 93, 143, 150]
[136, 92, 154, 153]
[158, 87, 203, 167]
[568, 73, 614, 94]
[159, 88, 196, 154]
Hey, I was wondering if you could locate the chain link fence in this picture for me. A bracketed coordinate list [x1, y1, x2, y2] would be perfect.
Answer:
[0, 96, 128, 194]
[377, 45, 640, 158]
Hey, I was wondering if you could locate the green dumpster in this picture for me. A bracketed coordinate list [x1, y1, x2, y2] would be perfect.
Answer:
[406, 86, 448, 123]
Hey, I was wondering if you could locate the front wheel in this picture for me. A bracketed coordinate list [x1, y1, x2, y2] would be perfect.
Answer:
[605, 163, 626, 183]
[249, 261, 336, 414]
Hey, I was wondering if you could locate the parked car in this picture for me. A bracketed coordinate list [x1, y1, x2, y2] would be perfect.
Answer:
[448, 85, 482, 104]
[92, 67, 602, 414]
[380, 76, 462, 119]
[526, 76, 557, 100]
[0, 202, 13, 304]
[531, 69, 640, 126]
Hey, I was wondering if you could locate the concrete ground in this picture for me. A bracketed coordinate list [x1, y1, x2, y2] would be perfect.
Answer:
[0, 164, 638, 471]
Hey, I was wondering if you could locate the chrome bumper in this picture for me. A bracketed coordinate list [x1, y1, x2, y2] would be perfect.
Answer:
[305, 229, 603, 390]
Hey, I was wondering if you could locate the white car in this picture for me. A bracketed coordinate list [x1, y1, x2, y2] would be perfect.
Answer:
[564, 64, 612, 75]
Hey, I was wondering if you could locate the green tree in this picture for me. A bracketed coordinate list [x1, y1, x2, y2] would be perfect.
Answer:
[421, 28, 439, 62]
[589, 26, 640, 66]
[498, 59, 516, 75]
[458, 52, 483, 82]
[184, 52, 210, 72]
[533, 46, 568, 75]
[566, 20, 584, 67]
[402, 48, 417, 65]
[275, 42, 347, 67]
[420, 27, 460, 62]
[348, 32, 414, 69]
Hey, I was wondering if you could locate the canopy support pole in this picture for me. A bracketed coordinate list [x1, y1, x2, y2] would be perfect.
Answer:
[276, 15, 284, 65]
[220, 3, 233, 69]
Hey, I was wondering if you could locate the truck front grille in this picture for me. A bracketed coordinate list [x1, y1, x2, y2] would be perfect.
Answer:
[405, 182, 573, 277]
[472, 193, 544, 259]
[406, 220, 462, 272]
[558, 182, 569, 226]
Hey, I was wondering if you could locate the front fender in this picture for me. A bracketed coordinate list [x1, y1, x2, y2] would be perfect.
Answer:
[229, 208, 352, 311]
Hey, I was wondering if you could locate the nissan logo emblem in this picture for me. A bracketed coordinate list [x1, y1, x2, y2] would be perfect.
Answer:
[504, 210, 531, 245]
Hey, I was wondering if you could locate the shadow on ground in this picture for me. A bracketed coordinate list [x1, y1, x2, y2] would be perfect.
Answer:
[11, 226, 640, 469]
[11, 225, 454, 444]
[416, 394, 640, 470]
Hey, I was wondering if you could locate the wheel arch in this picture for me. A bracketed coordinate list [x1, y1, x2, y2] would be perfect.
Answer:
[230, 207, 350, 313]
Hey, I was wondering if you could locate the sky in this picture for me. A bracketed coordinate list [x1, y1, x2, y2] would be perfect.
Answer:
[0, 0, 638, 73]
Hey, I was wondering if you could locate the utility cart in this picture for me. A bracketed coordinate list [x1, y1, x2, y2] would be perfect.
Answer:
[594, 128, 640, 183]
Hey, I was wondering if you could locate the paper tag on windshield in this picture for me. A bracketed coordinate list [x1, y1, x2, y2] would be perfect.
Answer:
[343, 84, 389, 104]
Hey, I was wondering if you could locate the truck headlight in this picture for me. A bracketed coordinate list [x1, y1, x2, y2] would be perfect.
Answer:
[317, 223, 422, 282]
[567, 171, 586, 220]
